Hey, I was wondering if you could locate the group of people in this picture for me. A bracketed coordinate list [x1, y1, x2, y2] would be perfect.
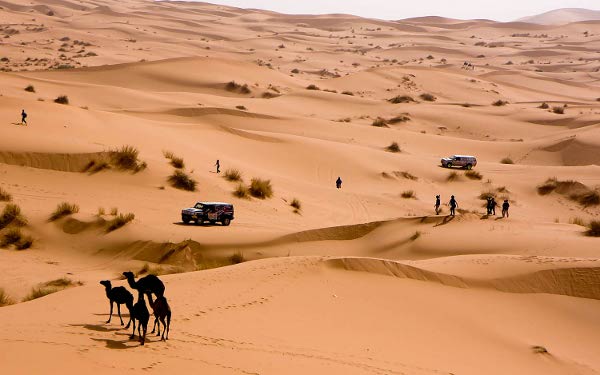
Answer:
[435, 195, 510, 218]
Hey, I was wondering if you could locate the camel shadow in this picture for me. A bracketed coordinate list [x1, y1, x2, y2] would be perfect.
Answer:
[172, 222, 223, 227]
[69, 323, 122, 332]
[91, 338, 134, 350]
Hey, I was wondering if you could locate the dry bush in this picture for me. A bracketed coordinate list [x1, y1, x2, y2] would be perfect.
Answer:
[107, 213, 135, 232]
[552, 106, 565, 114]
[163, 150, 184, 169]
[236, 105, 247, 111]
[385, 142, 401, 153]
[410, 231, 421, 241]
[401, 190, 416, 199]
[24, 84, 35, 93]
[110, 207, 118, 216]
[388, 95, 415, 104]
[372, 117, 388, 127]
[249, 178, 273, 199]
[224, 168, 242, 182]
[49, 202, 79, 221]
[290, 198, 302, 212]
[396, 171, 418, 181]
[586, 221, 600, 237]
[306, 84, 320, 90]
[572, 191, 600, 207]
[539, 102, 549, 109]
[83, 159, 110, 173]
[0, 204, 27, 229]
[262, 92, 279, 99]
[0, 288, 13, 307]
[465, 170, 483, 180]
[229, 252, 245, 264]
[388, 114, 411, 124]
[110, 145, 145, 171]
[419, 93, 436, 102]
[570, 217, 586, 226]
[226, 81, 251, 94]
[341, 91, 354, 96]
[492, 100, 508, 106]
[291, 68, 300, 74]
[54, 95, 69, 104]
[532, 346, 549, 354]
[168, 170, 197, 191]
[537, 178, 558, 195]
[1, 228, 22, 248]
[22, 278, 81, 302]
[97, 207, 105, 216]
[446, 172, 460, 182]
[233, 183, 250, 199]
[501, 157, 514, 164]
[0, 187, 11, 202]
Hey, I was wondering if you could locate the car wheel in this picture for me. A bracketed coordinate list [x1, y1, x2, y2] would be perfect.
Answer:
[446, 162, 453, 168]
[195, 218, 203, 225]
[183, 218, 190, 224]
[222, 218, 231, 226]
[466, 164, 472, 170]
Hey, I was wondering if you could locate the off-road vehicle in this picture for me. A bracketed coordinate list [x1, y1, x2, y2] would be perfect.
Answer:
[441, 155, 477, 169]
[181, 202, 234, 226]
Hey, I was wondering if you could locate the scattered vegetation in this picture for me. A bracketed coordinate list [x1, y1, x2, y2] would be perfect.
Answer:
[0, 187, 11, 202]
[570, 217, 586, 227]
[290, 198, 302, 213]
[539, 102, 549, 109]
[110, 145, 146, 172]
[536, 178, 599, 207]
[24, 85, 35, 93]
[410, 231, 422, 241]
[537, 178, 559, 195]
[372, 117, 389, 127]
[586, 221, 600, 237]
[531, 346, 549, 354]
[397, 171, 418, 181]
[1, 228, 23, 248]
[110, 207, 119, 216]
[54, 95, 69, 105]
[168, 170, 197, 191]
[574, 191, 600, 207]
[388, 95, 415, 104]
[249, 178, 273, 199]
[465, 170, 483, 180]
[236, 105, 247, 111]
[49, 202, 80, 221]
[233, 183, 250, 199]
[23, 278, 82, 302]
[385, 142, 401, 153]
[387, 114, 411, 124]
[501, 157, 514, 164]
[163, 151, 185, 169]
[492, 100, 508, 106]
[419, 93, 436, 102]
[107, 213, 135, 232]
[341, 91, 354, 96]
[229, 252, 245, 264]
[0, 288, 13, 307]
[97, 207, 105, 216]
[306, 84, 320, 91]
[83, 159, 110, 173]
[446, 171, 460, 182]
[0, 204, 27, 229]
[224, 168, 242, 182]
[552, 106, 565, 114]
[225, 81, 251, 94]
[401, 190, 416, 199]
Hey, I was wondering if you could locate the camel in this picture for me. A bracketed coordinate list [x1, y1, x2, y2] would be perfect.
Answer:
[99, 280, 133, 327]
[148, 294, 171, 341]
[122, 271, 165, 299]
[130, 292, 150, 345]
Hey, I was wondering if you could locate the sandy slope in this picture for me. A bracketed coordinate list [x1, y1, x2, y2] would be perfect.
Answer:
[0, 0, 599, 374]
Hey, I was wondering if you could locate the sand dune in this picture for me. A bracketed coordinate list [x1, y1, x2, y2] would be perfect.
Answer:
[0, 0, 599, 374]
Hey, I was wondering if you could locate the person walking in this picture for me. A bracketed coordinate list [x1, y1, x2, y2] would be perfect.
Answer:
[336, 177, 342, 189]
[449, 195, 458, 216]
[502, 200, 510, 218]
[486, 197, 492, 215]
[215, 159, 220, 174]
[435, 195, 441, 215]
[490, 197, 498, 216]
[21, 109, 27, 125]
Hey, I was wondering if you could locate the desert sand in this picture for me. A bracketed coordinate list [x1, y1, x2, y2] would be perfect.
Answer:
[0, 0, 600, 374]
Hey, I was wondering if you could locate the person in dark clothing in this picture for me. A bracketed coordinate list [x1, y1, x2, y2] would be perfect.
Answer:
[502, 200, 510, 218]
[435, 195, 441, 215]
[21, 109, 27, 125]
[215, 160, 220, 173]
[490, 198, 498, 215]
[486, 197, 492, 215]
[449, 195, 458, 216]
[336, 177, 342, 189]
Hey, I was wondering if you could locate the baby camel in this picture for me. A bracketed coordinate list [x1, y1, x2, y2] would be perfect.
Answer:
[122, 271, 165, 299]
[99, 280, 133, 327]
[130, 292, 150, 345]
[148, 294, 171, 341]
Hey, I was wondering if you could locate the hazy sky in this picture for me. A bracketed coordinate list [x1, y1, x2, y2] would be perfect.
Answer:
[198, 0, 600, 21]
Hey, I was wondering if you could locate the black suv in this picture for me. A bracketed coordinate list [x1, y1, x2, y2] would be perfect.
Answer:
[181, 202, 234, 226]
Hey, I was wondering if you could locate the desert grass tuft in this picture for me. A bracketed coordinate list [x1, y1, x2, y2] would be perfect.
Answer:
[539, 102, 549, 109]
[569, 217, 586, 227]
[586, 221, 600, 237]
[572, 191, 600, 207]
[387, 114, 411, 124]
[1, 228, 22, 248]
[419, 93, 436, 102]
[388, 95, 415, 104]
[110, 145, 144, 171]
[401, 190, 416, 199]
[229, 252, 245, 264]
[224, 168, 242, 182]
[537, 178, 558, 195]
[168, 170, 197, 191]
[465, 170, 483, 180]
[552, 106, 565, 114]
[500, 157, 514, 164]
[290, 198, 302, 212]
[24, 84, 35, 93]
[49, 202, 79, 221]
[0, 204, 27, 229]
[107, 213, 135, 232]
[54, 95, 69, 105]
[410, 231, 422, 241]
[372, 117, 388, 127]
[0, 288, 13, 307]
[233, 183, 250, 199]
[249, 178, 273, 199]
[492, 100, 508, 106]
[531, 346, 549, 354]
[0, 187, 11, 202]
[385, 142, 401, 153]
